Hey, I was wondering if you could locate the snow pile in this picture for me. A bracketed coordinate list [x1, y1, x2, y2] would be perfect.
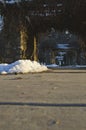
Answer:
[0, 60, 48, 74]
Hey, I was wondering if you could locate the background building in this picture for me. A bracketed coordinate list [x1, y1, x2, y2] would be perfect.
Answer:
[0, 0, 86, 64]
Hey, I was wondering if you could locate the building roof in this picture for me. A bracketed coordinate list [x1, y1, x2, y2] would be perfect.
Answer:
[39, 31, 80, 50]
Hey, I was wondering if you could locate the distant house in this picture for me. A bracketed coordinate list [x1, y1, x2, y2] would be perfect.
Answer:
[38, 30, 86, 65]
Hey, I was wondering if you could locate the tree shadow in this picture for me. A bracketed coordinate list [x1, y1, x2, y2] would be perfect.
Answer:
[0, 102, 86, 107]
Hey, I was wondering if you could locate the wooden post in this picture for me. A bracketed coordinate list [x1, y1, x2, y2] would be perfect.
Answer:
[34, 35, 37, 61]
[20, 26, 28, 59]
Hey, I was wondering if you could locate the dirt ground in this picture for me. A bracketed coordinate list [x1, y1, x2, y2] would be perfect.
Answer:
[0, 69, 86, 130]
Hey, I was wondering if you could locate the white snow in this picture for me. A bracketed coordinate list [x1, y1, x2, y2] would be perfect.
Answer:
[47, 64, 86, 69]
[0, 60, 48, 74]
[47, 64, 59, 68]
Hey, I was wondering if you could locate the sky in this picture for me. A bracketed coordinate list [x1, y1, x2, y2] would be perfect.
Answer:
[0, 0, 29, 4]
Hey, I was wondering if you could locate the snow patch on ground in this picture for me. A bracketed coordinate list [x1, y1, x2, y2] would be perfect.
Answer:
[47, 64, 86, 69]
[0, 60, 48, 74]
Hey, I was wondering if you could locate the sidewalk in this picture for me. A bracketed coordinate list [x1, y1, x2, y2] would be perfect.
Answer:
[0, 70, 86, 130]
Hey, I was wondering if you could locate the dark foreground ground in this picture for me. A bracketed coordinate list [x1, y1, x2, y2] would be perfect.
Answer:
[0, 69, 86, 130]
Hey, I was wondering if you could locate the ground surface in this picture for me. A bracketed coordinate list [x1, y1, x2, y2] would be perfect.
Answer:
[0, 69, 86, 130]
